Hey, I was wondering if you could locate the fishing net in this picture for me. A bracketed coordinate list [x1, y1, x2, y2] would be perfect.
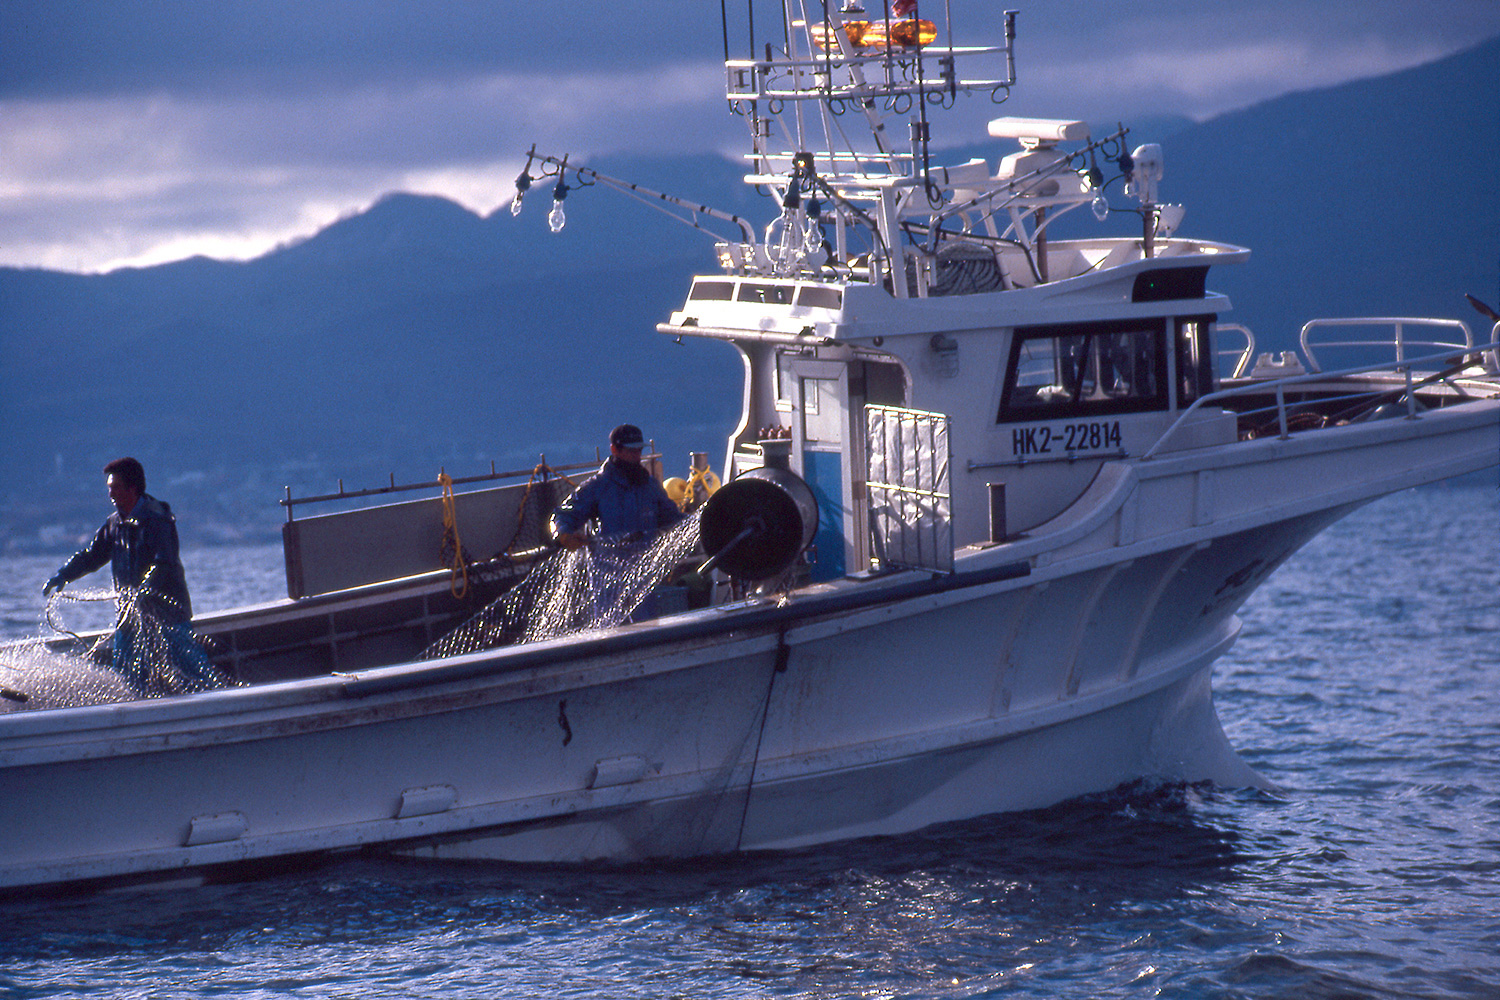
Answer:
[0, 632, 136, 712]
[422, 512, 703, 660]
[0, 586, 238, 711]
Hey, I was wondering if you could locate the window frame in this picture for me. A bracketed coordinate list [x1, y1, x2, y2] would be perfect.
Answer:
[997, 318, 1172, 423]
[1175, 315, 1219, 408]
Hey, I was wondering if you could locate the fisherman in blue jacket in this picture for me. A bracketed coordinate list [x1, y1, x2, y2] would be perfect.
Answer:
[44, 456, 220, 694]
[549, 425, 687, 624]
[550, 424, 685, 548]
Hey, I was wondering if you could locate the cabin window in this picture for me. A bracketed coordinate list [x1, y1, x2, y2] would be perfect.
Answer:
[796, 285, 843, 309]
[1176, 316, 1217, 406]
[863, 360, 907, 407]
[690, 279, 735, 301]
[997, 320, 1168, 422]
[802, 377, 844, 443]
[738, 282, 795, 305]
[1131, 266, 1209, 302]
[774, 347, 809, 411]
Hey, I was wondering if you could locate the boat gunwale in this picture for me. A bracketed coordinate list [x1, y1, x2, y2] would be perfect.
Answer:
[0, 559, 1030, 746]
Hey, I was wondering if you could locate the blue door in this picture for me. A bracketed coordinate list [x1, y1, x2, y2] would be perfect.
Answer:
[802, 449, 845, 580]
[799, 373, 847, 581]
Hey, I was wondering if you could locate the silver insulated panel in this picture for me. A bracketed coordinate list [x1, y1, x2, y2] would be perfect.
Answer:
[865, 405, 954, 574]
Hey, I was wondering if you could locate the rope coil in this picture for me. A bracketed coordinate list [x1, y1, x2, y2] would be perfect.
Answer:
[438, 472, 469, 599]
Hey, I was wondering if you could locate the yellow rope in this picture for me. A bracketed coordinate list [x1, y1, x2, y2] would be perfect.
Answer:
[507, 463, 579, 555]
[439, 472, 468, 599]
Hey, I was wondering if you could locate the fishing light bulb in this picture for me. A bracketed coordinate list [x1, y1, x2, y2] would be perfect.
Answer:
[510, 171, 531, 217]
[549, 179, 569, 233]
[804, 196, 825, 254]
[1091, 188, 1109, 221]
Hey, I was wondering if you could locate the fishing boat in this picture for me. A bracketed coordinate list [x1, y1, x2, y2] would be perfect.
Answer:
[2, 3, 1497, 894]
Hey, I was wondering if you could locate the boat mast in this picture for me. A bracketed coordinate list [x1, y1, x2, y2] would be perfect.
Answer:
[722, 1, 1020, 292]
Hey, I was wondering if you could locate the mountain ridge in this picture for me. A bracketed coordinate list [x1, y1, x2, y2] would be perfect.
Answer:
[3, 38, 1496, 552]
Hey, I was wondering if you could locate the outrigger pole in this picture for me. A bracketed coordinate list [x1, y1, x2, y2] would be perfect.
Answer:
[512, 147, 759, 245]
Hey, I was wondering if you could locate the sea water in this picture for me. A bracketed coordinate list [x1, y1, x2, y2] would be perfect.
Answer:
[0, 483, 1495, 999]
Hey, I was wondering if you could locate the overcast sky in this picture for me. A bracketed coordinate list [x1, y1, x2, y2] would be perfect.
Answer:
[3, 0, 1497, 273]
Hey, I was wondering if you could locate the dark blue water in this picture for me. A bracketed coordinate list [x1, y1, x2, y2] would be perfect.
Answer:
[1, 482, 1496, 999]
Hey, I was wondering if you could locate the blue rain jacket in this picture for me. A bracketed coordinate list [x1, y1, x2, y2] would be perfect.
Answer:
[551, 459, 685, 541]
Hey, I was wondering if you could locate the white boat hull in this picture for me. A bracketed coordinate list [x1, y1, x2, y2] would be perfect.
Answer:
[0, 583, 1247, 888]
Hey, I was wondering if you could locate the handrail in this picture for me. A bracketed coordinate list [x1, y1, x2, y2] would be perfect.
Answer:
[1141, 339, 1500, 460]
[280, 456, 604, 517]
[1216, 322, 1256, 378]
[1300, 317, 1472, 372]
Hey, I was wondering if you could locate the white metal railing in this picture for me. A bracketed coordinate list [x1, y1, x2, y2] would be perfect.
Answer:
[1216, 322, 1256, 378]
[1141, 339, 1500, 460]
[1300, 317, 1472, 371]
[725, 44, 1016, 103]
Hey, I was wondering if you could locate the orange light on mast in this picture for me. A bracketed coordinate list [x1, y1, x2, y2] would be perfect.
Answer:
[809, 20, 869, 51]
[859, 17, 935, 49]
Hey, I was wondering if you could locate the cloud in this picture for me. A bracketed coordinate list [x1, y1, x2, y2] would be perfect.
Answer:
[0, 0, 727, 98]
[2, 0, 1497, 272]
[0, 60, 733, 271]
[1019, 35, 1456, 121]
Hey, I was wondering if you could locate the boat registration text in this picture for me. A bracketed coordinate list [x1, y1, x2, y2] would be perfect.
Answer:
[1011, 420, 1122, 456]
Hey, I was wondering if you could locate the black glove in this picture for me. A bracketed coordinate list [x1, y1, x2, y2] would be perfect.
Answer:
[43, 574, 66, 597]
